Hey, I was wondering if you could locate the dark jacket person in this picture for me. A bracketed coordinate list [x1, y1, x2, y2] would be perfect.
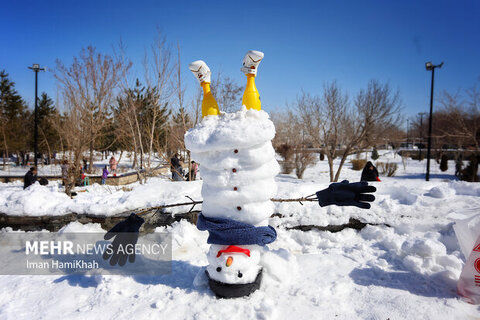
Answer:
[24, 167, 38, 189]
[360, 161, 380, 182]
[170, 153, 183, 181]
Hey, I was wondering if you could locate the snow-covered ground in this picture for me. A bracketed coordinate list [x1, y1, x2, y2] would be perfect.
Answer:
[0, 151, 479, 319]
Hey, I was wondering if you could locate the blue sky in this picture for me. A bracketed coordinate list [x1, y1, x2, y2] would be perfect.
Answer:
[2, 0, 479, 124]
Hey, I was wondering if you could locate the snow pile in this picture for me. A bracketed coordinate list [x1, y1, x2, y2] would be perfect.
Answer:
[400, 236, 462, 278]
[0, 188, 480, 318]
[450, 181, 480, 197]
[0, 183, 71, 215]
[388, 185, 418, 205]
[0, 179, 202, 216]
[426, 185, 456, 198]
[58, 221, 105, 233]
[184, 107, 275, 152]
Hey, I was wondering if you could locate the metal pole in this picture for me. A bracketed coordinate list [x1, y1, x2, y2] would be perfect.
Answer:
[426, 68, 435, 181]
[28, 64, 45, 168]
[34, 70, 38, 167]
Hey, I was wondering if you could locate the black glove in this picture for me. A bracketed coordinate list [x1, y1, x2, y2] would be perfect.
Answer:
[316, 180, 376, 209]
[102, 213, 145, 266]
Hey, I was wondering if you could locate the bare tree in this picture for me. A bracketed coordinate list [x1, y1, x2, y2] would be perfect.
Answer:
[52, 99, 86, 195]
[296, 80, 402, 182]
[191, 87, 203, 126]
[55, 46, 131, 175]
[211, 72, 243, 113]
[143, 33, 174, 176]
[296, 84, 348, 181]
[271, 110, 316, 178]
[164, 43, 195, 181]
[271, 111, 296, 174]
[113, 33, 174, 183]
[439, 87, 480, 150]
[354, 79, 403, 148]
[115, 79, 170, 183]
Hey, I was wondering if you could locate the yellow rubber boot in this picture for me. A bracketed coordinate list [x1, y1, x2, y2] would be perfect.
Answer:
[201, 82, 220, 117]
[242, 74, 261, 111]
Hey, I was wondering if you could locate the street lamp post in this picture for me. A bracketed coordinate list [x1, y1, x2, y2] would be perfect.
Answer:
[28, 64, 46, 167]
[425, 61, 444, 181]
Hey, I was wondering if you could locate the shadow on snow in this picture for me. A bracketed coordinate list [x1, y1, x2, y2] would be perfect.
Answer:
[349, 267, 457, 299]
[53, 260, 208, 294]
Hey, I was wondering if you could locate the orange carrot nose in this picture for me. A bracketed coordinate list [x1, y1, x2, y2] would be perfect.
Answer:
[226, 256, 233, 267]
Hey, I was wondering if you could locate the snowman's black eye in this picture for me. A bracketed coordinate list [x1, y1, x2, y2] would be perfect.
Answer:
[216, 267, 222, 272]
[237, 271, 243, 278]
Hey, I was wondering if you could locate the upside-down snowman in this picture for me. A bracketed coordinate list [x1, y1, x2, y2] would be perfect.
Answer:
[185, 50, 279, 298]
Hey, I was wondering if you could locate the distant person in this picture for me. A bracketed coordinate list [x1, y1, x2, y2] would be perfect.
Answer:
[80, 168, 86, 186]
[188, 160, 198, 181]
[102, 165, 109, 185]
[60, 160, 69, 186]
[361, 161, 380, 182]
[23, 167, 38, 189]
[109, 156, 117, 176]
[455, 155, 463, 177]
[170, 153, 183, 181]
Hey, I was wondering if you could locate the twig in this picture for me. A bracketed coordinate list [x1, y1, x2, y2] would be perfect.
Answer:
[131, 195, 319, 217]
[133, 197, 203, 216]
[270, 197, 318, 203]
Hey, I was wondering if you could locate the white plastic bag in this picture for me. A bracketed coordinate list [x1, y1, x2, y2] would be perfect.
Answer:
[454, 213, 480, 304]
[453, 213, 480, 259]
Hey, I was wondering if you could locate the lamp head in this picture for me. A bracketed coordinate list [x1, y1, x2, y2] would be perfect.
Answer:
[28, 64, 46, 72]
[425, 62, 433, 70]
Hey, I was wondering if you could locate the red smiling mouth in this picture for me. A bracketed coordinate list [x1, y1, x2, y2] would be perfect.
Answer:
[216, 245, 251, 258]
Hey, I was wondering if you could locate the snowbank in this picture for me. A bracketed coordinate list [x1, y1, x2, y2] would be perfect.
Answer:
[0, 150, 479, 318]
[0, 179, 202, 216]
[0, 217, 477, 319]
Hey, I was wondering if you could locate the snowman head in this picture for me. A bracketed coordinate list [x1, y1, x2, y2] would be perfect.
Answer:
[207, 245, 262, 284]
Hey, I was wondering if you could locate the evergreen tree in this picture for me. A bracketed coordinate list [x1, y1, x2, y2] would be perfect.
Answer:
[115, 80, 170, 168]
[371, 148, 379, 161]
[96, 115, 120, 156]
[0, 70, 27, 119]
[0, 70, 30, 167]
[37, 92, 56, 123]
[36, 92, 59, 160]
[172, 107, 192, 128]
